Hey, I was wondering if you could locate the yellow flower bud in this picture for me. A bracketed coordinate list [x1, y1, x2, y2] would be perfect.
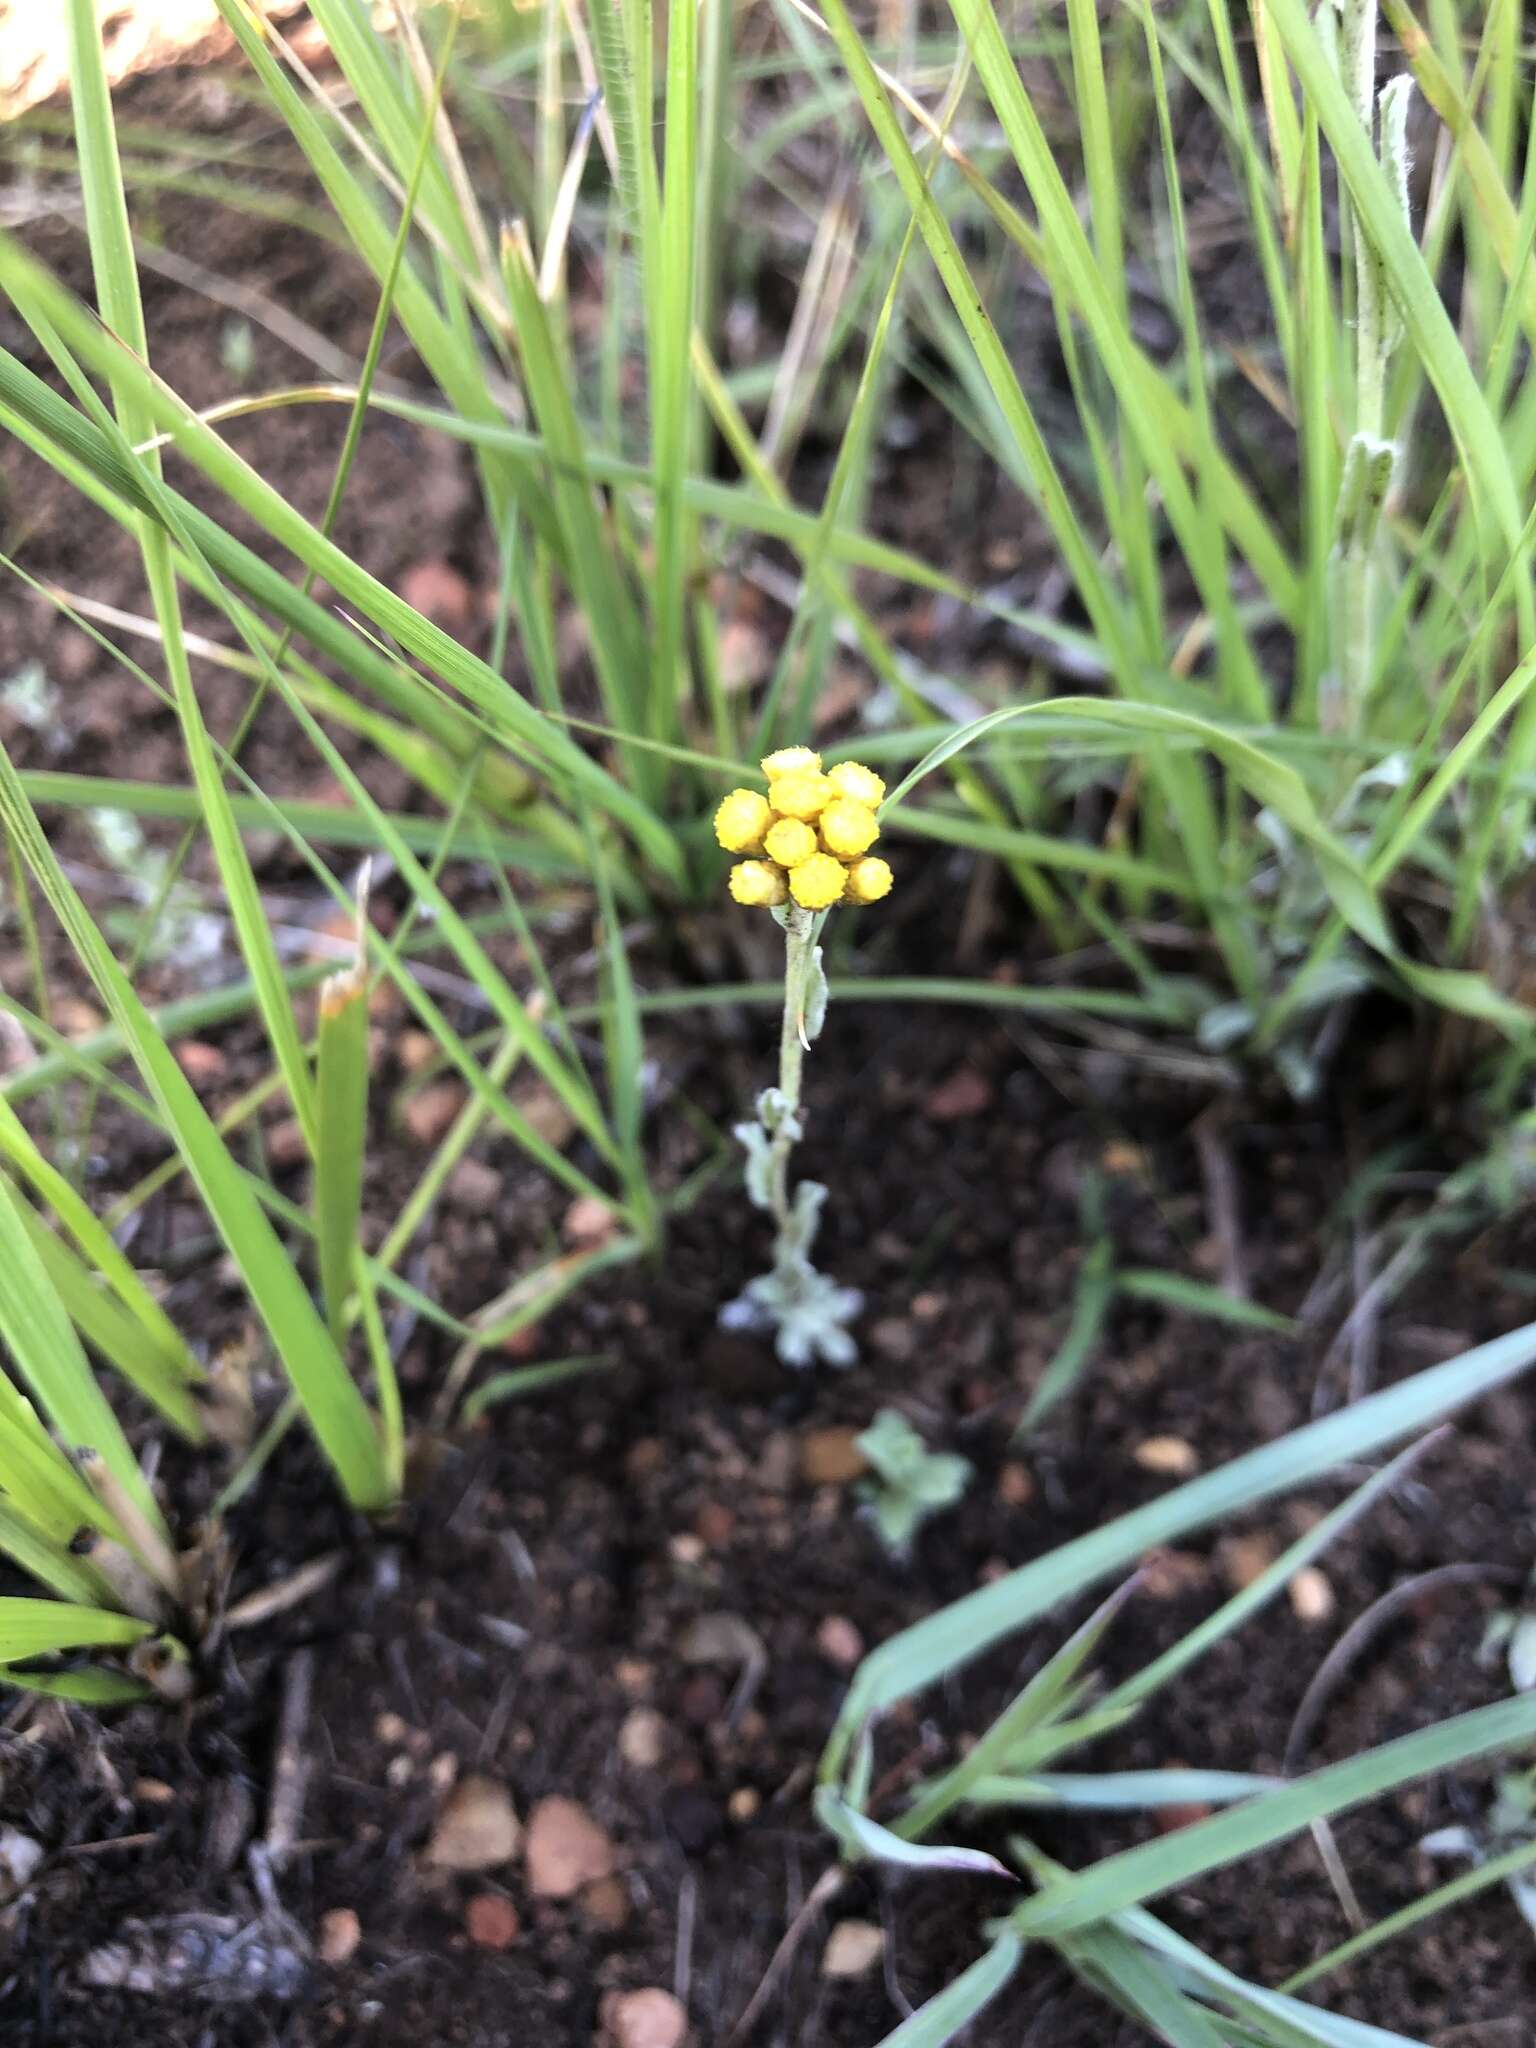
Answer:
[760, 746, 822, 779]
[767, 770, 834, 822]
[729, 859, 789, 907]
[844, 855, 893, 904]
[764, 817, 817, 867]
[714, 788, 773, 854]
[826, 760, 885, 808]
[787, 851, 847, 910]
[819, 798, 879, 859]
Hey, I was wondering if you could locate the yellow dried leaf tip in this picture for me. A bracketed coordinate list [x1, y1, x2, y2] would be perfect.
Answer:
[730, 859, 790, 907]
[826, 761, 885, 808]
[819, 798, 879, 859]
[715, 788, 773, 854]
[760, 746, 822, 779]
[788, 852, 848, 910]
[844, 855, 893, 904]
[767, 770, 835, 822]
[765, 817, 818, 867]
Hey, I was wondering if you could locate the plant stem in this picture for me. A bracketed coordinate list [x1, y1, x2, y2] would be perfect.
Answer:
[769, 904, 815, 1232]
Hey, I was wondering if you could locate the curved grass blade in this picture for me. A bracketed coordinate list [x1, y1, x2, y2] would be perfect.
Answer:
[0, 1175, 165, 1529]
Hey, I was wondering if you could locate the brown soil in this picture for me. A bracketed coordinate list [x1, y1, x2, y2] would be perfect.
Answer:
[3, 57, 1536, 2048]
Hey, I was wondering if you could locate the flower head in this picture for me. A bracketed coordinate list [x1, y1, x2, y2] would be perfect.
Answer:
[843, 855, 893, 904]
[714, 788, 772, 854]
[826, 761, 885, 808]
[768, 770, 835, 822]
[788, 851, 848, 910]
[764, 816, 818, 867]
[819, 798, 879, 859]
[761, 746, 822, 779]
[729, 859, 789, 907]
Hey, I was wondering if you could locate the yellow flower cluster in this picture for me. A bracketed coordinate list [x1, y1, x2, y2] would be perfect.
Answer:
[716, 748, 893, 911]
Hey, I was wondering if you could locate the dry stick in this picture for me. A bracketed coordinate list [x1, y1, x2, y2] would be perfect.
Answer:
[264, 1647, 316, 1873]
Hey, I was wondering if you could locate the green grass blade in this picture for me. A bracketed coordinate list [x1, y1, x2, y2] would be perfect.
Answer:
[0, 1598, 153, 1660]
[0, 1174, 165, 1530]
[1019, 1234, 1117, 1432]
[1117, 1270, 1294, 1332]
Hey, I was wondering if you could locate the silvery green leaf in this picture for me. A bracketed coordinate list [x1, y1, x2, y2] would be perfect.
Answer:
[754, 1087, 801, 1141]
[784, 1177, 827, 1257]
[733, 1121, 775, 1210]
[803, 945, 829, 1043]
[858, 1408, 928, 1480]
[1, 661, 59, 735]
[869, 1487, 924, 1553]
[814, 1787, 1016, 1882]
[747, 1259, 861, 1368]
[912, 1451, 973, 1508]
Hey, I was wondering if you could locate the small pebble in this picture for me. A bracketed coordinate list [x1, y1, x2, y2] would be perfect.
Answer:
[174, 1040, 227, 1083]
[600, 1987, 689, 2048]
[728, 1787, 761, 1824]
[400, 557, 474, 629]
[403, 1081, 466, 1146]
[465, 1893, 520, 1950]
[694, 1501, 736, 1548]
[564, 1194, 618, 1247]
[815, 1615, 865, 1669]
[996, 1462, 1035, 1507]
[579, 1875, 630, 1932]
[1218, 1534, 1277, 1592]
[1289, 1566, 1336, 1623]
[525, 1796, 616, 1899]
[618, 1708, 667, 1771]
[266, 1115, 308, 1168]
[822, 1919, 886, 1978]
[131, 1778, 176, 1806]
[925, 1067, 994, 1120]
[799, 1428, 868, 1486]
[318, 1908, 362, 1966]
[423, 1775, 521, 1872]
[1134, 1435, 1200, 1478]
[447, 1157, 501, 1209]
